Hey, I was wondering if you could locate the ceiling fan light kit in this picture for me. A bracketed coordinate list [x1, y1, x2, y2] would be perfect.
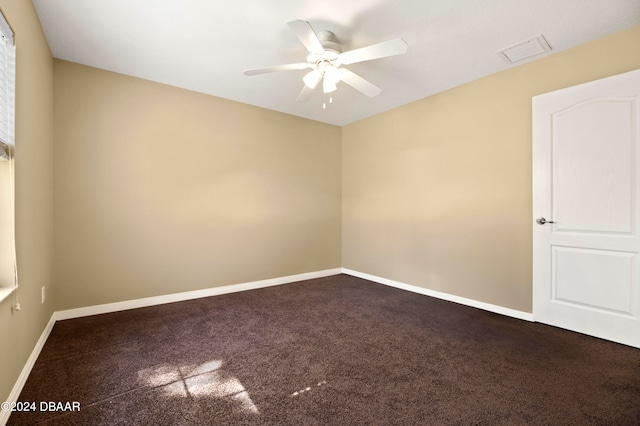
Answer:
[244, 20, 407, 107]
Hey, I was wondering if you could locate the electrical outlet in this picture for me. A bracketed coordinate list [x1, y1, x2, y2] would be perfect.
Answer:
[41, 286, 46, 304]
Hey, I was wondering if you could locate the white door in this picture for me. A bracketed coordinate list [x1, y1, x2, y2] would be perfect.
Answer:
[533, 69, 640, 348]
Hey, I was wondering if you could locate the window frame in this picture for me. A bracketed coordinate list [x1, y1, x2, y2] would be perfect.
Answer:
[0, 7, 16, 302]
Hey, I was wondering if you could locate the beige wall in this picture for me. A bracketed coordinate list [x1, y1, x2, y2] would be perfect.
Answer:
[0, 0, 54, 404]
[342, 25, 640, 313]
[53, 60, 342, 310]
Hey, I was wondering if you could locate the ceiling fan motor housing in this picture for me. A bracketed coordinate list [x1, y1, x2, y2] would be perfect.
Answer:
[307, 30, 342, 69]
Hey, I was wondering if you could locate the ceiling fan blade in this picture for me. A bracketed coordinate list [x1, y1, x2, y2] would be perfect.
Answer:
[340, 38, 408, 65]
[244, 63, 310, 76]
[339, 69, 382, 97]
[287, 20, 325, 55]
[296, 84, 314, 103]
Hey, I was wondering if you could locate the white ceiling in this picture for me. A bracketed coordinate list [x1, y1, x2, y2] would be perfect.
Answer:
[32, 0, 640, 126]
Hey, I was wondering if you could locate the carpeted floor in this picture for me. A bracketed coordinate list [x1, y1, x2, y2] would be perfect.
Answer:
[7, 274, 640, 425]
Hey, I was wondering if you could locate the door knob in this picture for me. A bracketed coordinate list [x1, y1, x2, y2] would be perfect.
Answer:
[536, 217, 555, 225]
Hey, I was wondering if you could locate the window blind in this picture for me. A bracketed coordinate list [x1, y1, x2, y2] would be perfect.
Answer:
[0, 10, 14, 147]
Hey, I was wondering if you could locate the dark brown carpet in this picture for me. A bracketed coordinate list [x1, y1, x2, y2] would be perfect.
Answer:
[7, 274, 640, 425]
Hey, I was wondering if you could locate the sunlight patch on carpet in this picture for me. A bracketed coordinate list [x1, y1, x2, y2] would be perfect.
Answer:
[291, 380, 327, 397]
[137, 360, 259, 414]
[137, 364, 181, 387]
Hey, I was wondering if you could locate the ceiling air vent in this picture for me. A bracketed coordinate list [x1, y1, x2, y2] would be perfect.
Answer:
[497, 34, 551, 64]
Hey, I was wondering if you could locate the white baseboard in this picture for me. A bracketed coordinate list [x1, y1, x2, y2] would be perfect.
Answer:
[54, 268, 342, 321]
[341, 268, 534, 322]
[1, 315, 56, 426]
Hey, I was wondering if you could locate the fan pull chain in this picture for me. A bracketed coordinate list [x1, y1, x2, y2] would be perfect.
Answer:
[322, 94, 334, 110]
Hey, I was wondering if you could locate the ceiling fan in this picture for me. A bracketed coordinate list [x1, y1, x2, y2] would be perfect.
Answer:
[244, 20, 408, 104]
